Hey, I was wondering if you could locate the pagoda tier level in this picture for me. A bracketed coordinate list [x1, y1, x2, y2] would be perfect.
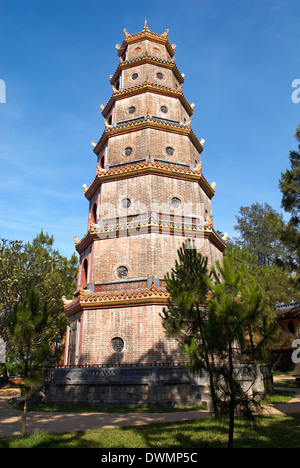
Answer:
[64, 23, 227, 368]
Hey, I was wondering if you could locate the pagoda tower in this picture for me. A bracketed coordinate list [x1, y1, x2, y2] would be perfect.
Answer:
[62, 22, 226, 369]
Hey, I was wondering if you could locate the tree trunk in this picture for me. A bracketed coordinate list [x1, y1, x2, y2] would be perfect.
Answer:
[227, 341, 235, 449]
[228, 398, 235, 449]
[21, 400, 27, 437]
[1, 363, 9, 386]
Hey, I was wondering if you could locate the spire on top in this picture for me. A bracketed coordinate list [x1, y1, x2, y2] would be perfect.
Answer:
[123, 21, 170, 45]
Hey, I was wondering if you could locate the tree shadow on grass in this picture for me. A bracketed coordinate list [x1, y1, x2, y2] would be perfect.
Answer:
[1, 414, 299, 448]
[118, 414, 300, 449]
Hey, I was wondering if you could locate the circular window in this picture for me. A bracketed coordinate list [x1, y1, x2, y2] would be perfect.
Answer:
[117, 266, 128, 279]
[161, 105, 168, 114]
[166, 146, 174, 156]
[134, 47, 141, 55]
[124, 147, 133, 156]
[121, 198, 131, 209]
[157, 72, 164, 80]
[132, 72, 138, 80]
[128, 106, 136, 114]
[111, 337, 125, 353]
[171, 197, 181, 208]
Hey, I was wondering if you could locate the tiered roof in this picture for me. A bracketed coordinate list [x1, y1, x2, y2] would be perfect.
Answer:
[63, 281, 170, 316]
[84, 156, 213, 201]
[115, 20, 176, 58]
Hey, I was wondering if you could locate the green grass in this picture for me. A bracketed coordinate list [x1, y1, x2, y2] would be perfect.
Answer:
[274, 381, 300, 389]
[0, 414, 299, 448]
[260, 389, 297, 404]
[13, 402, 207, 413]
[12, 389, 294, 413]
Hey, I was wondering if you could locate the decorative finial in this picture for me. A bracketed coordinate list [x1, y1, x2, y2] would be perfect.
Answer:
[62, 295, 73, 305]
[211, 182, 216, 191]
[200, 139, 205, 146]
[89, 216, 98, 230]
[143, 18, 149, 31]
[91, 141, 96, 148]
[193, 161, 202, 172]
[82, 184, 87, 193]
[222, 232, 229, 242]
[97, 163, 106, 174]
[100, 104, 104, 111]
[73, 236, 79, 245]
[204, 216, 213, 228]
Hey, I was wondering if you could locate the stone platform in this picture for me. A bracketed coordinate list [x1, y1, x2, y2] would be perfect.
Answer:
[43, 363, 273, 410]
[44, 364, 211, 408]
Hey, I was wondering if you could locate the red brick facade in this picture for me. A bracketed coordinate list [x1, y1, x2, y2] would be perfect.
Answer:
[63, 23, 226, 366]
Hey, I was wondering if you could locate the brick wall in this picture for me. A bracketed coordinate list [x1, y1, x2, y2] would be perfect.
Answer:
[80, 304, 182, 365]
[106, 128, 201, 166]
[91, 233, 221, 285]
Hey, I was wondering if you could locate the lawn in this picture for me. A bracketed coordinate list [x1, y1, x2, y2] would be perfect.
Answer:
[0, 414, 299, 448]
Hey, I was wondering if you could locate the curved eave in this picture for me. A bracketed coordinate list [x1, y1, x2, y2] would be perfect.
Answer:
[110, 55, 184, 86]
[84, 159, 214, 201]
[64, 285, 170, 317]
[117, 29, 175, 58]
[74, 218, 225, 255]
[102, 82, 194, 118]
[102, 117, 203, 154]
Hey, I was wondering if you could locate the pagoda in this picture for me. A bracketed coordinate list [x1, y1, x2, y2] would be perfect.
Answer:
[48, 23, 227, 407]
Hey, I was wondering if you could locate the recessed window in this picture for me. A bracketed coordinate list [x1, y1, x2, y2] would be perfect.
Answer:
[111, 337, 125, 353]
[117, 266, 128, 279]
[128, 106, 136, 114]
[132, 72, 139, 80]
[92, 203, 97, 223]
[171, 197, 181, 208]
[82, 259, 88, 288]
[166, 146, 174, 156]
[124, 147, 133, 156]
[157, 72, 164, 80]
[288, 321, 295, 334]
[121, 198, 131, 209]
[161, 105, 168, 113]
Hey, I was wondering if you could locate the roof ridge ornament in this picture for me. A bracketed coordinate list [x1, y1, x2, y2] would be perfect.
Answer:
[143, 18, 149, 32]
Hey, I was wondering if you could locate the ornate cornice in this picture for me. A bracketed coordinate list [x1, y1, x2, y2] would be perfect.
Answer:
[74, 210, 226, 255]
[96, 115, 203, 155]
[101, 78, 194, 118]
[93, 115, 203, 157]
[102, 80, 194, 117]
[110, 54, 184, 86]
[63, 282, 170, 316]
[115, 22, 175, 58]
[84, 157, 213, 201]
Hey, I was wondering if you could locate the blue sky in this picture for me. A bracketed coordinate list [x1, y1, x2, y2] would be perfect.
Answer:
[0, 0, 299, 259]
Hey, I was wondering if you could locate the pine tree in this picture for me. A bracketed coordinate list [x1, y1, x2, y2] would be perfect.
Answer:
[9, 289, 54, 436]
[279, 125, 300, 281]
[161, 240, 219, 416]
[207, 252, 279, 448]
[162, 242, 280, 448]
